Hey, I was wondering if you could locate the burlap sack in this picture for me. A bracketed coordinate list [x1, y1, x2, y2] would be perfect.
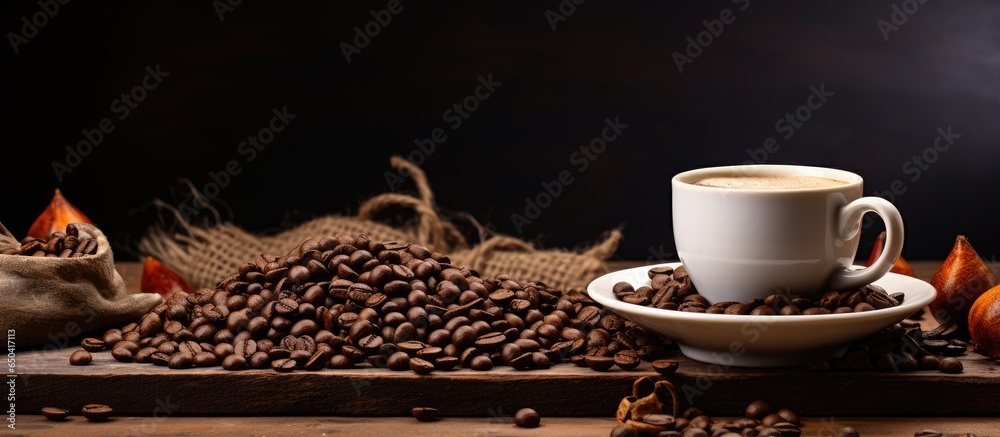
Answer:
[0, 223, 162, 348]
[140, 156, 621, 290]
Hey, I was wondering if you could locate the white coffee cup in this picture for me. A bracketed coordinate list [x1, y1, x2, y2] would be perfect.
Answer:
[671, 164, 904, 304]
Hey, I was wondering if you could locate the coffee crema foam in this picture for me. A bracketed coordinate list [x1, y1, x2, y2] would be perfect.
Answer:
[693, 175, 847, 190]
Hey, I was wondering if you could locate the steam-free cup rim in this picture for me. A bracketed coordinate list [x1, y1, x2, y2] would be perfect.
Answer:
[672, 164, 863, 194]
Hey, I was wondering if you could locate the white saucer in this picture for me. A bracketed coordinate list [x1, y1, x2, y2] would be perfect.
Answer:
[587, 262, 936, 368]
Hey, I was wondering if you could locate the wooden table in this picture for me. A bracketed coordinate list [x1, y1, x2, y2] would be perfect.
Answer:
[11, 261, 1000, 436]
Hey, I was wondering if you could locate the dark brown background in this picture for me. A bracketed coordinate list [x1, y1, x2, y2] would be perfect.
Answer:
[2, 1, 998, 261]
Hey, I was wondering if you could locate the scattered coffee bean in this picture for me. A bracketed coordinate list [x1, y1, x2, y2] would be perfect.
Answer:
[82, 404, 114, 422]
[776, 408, 800, 426]
[939, 357, 963, 374]
[41, 407, 70, 421]
[611, 425, 640, 437]
[81, 337, 105, 352]
[514, 408, 540, 428]
[745, 400, 773, 420]
[411, 407, 438, 422]
[69, 349, 92, 366]
[652, 359, 679, 375]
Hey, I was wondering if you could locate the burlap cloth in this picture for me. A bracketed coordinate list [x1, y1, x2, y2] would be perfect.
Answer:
[139, 157, 621, 290]
[0, 223, 162, 348]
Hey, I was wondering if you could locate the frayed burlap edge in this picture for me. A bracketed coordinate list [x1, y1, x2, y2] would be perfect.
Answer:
[139, 156, 621, 290]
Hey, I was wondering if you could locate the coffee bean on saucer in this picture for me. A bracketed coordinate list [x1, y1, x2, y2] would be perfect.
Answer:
[411, 407, 438, 422]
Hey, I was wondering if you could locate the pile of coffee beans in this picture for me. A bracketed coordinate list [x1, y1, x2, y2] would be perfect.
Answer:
[1, 229, 98, 257]
[615, 265, 903, 315]
[75, 235, 673, 374]
[808, 320, 967, 374]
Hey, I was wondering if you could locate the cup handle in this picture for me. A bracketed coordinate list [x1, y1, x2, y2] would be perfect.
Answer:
[827, 197, 904, 291]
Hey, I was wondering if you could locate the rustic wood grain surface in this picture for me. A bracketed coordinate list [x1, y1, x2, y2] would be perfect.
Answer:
[10, 260, 1000, 435]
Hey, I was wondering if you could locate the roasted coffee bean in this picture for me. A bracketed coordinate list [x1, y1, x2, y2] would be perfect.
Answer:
[745, 400, 773, 420]
[69, 349, 92, 365]
[411, 407, 439, 422]
[112, 347, 134, 363]
[772, 422, 800, 437]
[81, 337, 105, 352]
[387, 352, 411, 371]
[611, 425, 640, 437]
[853, 302, 875, 312]
[222, 354, 247, 370]
[775, 408, 800, 426]
[135, 347, 156, 363]
[760, 414, 782, 427]
[474, 332, 506, 351]
[585, 355, 615, 371]
[614, 350, 640, 370]
[514, 408, 540, 428]
[470, 355, 493, 371]
[641, 413, 675, 427]
[725, 303, 750, 315]
[82, 404, 114, 422]
[689, 415, 712, 430]
[919, 355, 940, 370]
[801, 307, 831, 315]
[652, 359, 679, 375]
[194, 352, 218, 367]
[41, 407, 70, 421]
[865, 287, 897, 309]
[271, 357, 297, 372]
[304, 350, 333, 371]
[435, 356, 459, 370]
[409, 357, 435, 375]
[939, 357, 963, 374]
[168, 353, 194, 369]
[778, 305, 801, 316]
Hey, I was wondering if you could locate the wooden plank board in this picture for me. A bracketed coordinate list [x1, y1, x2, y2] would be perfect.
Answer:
[13, 346, 1000, 416]
[11, 415, 1000, 437]
[11, 260, 998, 417]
